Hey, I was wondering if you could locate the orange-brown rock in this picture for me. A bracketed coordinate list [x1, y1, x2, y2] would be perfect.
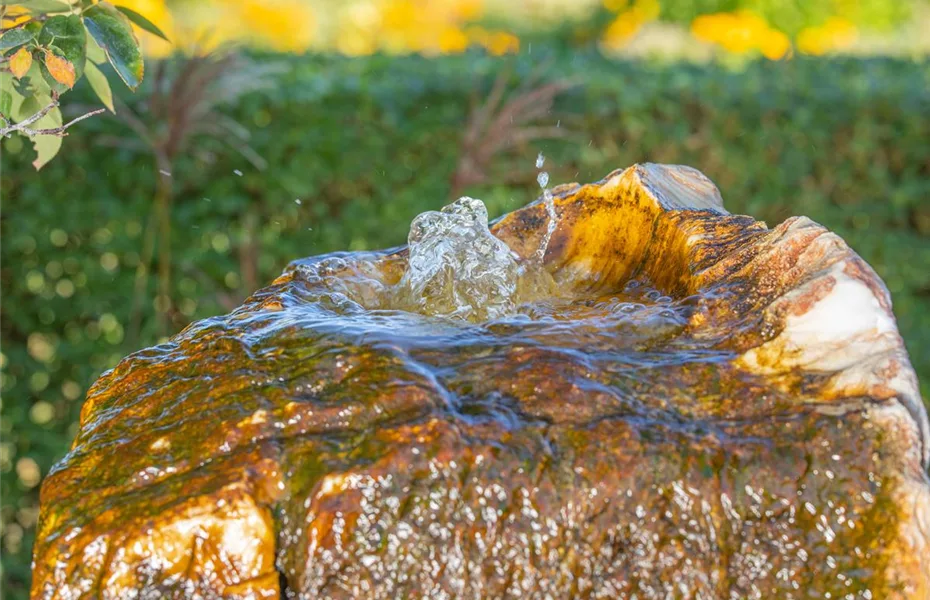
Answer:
[33, 165, 929, 599]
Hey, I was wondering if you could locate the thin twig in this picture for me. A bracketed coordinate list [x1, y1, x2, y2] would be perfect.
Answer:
[29, 108, 106, 136]
[0, 100, 59, 135]
[0, 102, 106, 138]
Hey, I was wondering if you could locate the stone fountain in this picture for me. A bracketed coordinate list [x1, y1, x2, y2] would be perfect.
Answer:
[33, 165, 930, 599]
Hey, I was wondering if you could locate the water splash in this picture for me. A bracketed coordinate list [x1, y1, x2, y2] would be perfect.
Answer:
[535, 152, 557, 262]
[390, 196, 556, 322]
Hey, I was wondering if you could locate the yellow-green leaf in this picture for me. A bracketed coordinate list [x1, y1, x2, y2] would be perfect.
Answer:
[86, 34, 106, 64]
[84, 61, 114, 113]
[10, 47, 33, 79]
[43, 49, 76, 88]
[15, 94, 63, 169]
[31, 104, 63, 169]
[0, 88, 11, 117]
[0, 72, 12, 116]
[16, 0, 72, 13]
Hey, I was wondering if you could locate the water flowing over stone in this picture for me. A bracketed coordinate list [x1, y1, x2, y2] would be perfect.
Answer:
[32, 164, 930, 599]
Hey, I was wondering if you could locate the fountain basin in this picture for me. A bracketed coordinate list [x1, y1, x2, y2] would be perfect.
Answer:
[33, 165, 930, 599]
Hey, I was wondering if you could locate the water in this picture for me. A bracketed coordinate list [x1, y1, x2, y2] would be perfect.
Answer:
[535, 151, 558, 262]
[389, 196, 557, 322]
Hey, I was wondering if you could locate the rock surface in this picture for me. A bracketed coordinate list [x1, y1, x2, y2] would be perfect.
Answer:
[33, 165, 930, 599]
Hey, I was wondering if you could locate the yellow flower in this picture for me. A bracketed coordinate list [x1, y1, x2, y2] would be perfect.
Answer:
[691, 10, 791, 60]
[336, 2, 380, 56]
[602, 0, 628, 11]
[797, 17, 858, 56]
[600, 0, 660, 50]
[237, 0, 315, 52]
[483, 31, 519, 55]
[453, 0, 484, 21]
[438, 27, 469, 53]
[466, 26, 519, 56]
[106, 0, 507, 58]
[759, 30, 791, 60]
[602, 11, 642, 48]
[381, 0, 418, 32]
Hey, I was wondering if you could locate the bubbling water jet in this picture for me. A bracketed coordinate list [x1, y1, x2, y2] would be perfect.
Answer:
[389, 196, 558, 322]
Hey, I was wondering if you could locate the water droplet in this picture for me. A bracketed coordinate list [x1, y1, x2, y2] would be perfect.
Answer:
[233, 169, 243, 176]
[537, 172, 549, 188]
[295, 199, 302, 205]
[535, 152, 545, 169]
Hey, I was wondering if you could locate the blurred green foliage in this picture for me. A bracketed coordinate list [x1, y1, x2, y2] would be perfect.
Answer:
[655, 0, 917, 34]
[2, 50, 929, 596]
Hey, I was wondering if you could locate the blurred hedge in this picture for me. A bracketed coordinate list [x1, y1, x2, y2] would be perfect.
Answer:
[2, 51, 929, 595]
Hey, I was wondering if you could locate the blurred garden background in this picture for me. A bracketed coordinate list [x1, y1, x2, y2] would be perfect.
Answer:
[2, 0, 929, 595]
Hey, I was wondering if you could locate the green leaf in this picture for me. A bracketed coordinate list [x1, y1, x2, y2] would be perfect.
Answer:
[3, 70, 31, 110]
[0, 27, 35, 53]
[0, 91, 11, 118]
[13, 91, 47, 122]
[82, 1, 143, 90]
[85, 32, 106, 64]
[30, 105, 63, 169]
[84, 61, 114, 113]
[17, 56, 53, 99]
[9, 0, 73, 13]
[10, 90, 63, 168]
[115, 5, 169, 42]
[37, 14, 86, 93]
[24, 21, 43, 36]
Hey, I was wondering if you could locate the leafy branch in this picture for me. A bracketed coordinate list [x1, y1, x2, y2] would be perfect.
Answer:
[0, 0, 168, 167]
[0, 94, 105, 137]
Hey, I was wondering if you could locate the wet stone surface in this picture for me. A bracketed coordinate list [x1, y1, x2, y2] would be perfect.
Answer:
[32, 165, 930, 599]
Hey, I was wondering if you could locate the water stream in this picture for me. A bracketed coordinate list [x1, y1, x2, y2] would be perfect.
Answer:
[535, 151, 558, 263]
